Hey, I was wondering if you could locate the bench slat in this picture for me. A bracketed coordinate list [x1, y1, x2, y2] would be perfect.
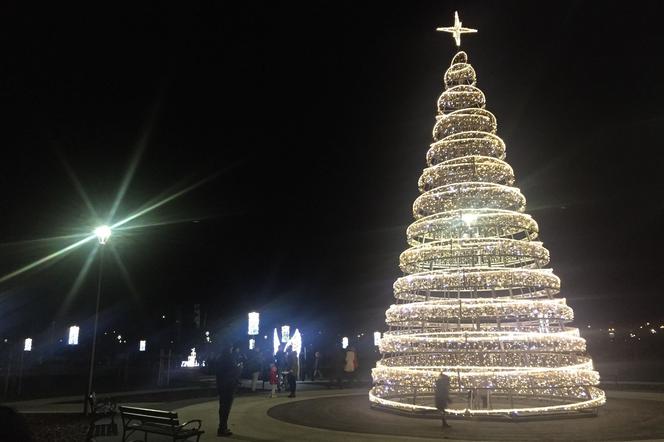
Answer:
[123, 414, 179, 425]
[119, 406, 178, 417]
[128, 424, 202, 436]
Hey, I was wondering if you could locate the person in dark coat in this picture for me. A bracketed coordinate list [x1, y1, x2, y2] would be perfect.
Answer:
[215, 342, 242, 437]
[286, 349, 299, 398]
[435, 372, 452, 429]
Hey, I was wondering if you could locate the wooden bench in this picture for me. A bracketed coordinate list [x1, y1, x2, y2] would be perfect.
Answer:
[119, 406, 204, 442]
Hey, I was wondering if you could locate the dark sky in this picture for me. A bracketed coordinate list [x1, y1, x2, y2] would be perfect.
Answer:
[1, 1, 663, 339]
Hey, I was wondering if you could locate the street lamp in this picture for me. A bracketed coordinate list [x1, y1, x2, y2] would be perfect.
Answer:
[94, 225, 111, 245]
[83, 225, 111, 414]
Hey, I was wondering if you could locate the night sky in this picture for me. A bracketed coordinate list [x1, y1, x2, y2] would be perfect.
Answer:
[1, 2, 662, 340]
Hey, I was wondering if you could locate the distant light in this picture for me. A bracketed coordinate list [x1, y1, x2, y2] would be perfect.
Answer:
[284, 329, 302, 356]
[374, 331, 382, 346]
[24, 338, 32, 352]
[94, 225, 112, 245]
[263, 335, 268, 339]
[68, 326, 80, 345]
[660, 325, 664, 329]
[139, 340, 146, 351]
[461, 212, 479, 224]
[587, 325, 591, 329]
[342, 336, 349, 349]
[650, 328, 657, 334]
[161, 315, 166, 319]
[181, 348, 199, 367]
[281, 325, 290, 343]
[117, 334, 122, 341]
[273, 328, 280, 355]
[249, 338, 255, 350]
[205, 331, 210, 336]
[248, 312, 260, 336]
[629, 332, 636, 338]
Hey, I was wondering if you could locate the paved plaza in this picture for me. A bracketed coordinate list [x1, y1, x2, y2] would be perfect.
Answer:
[11, 386, 664, 441]
[175, 388, 664, 442]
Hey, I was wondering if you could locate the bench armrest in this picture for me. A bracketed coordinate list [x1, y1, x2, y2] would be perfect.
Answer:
[178, 419, 202, 431]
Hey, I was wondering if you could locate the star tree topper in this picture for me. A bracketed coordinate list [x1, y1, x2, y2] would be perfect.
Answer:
[437, 11, 477, 47]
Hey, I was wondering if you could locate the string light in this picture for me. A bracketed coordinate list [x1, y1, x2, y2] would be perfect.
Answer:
[273, 328, 280, 355]
[370, 38, 605, 416]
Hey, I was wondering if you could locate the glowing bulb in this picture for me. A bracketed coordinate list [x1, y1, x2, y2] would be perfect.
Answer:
[94, 225, 112, 245]
[342, 336, 349, 349]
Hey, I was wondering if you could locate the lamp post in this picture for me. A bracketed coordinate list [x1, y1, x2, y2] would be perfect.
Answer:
[83, 225, 111, 414]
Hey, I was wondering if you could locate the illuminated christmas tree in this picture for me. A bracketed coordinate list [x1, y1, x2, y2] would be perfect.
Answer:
[370, 12, 605, 417]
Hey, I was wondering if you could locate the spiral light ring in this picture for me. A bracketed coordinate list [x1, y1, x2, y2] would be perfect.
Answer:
[399, 237, 549, 272]
[419, 156, 514, 190]
[393, 267, 560, 301]
[386, 298, 571, 323]
[428, 131, 506, 165]
[407, 209, 539, 245]
[433, 108, 497, 141]
[438, 85, 486, 113]
[444, 51, 476, 87]
[413, 182, 526, 218]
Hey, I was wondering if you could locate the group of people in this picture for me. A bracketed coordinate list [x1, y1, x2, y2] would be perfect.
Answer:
[210, 342, 303, 437]
[210, 341, 363, 436]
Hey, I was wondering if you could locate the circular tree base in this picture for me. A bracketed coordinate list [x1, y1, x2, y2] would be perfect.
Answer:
[268, 392, 664, 441]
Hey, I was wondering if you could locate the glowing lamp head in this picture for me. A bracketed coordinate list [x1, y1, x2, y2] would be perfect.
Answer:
[94, 225, 112, 245]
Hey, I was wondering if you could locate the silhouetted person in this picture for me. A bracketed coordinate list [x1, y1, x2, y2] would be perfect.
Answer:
[435, 372, 452, 429]
[286, 349, 299, 397]
[215, 343, 242, 437]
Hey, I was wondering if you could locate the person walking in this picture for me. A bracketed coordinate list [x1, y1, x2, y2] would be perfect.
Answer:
[344, 346, 358, 384]
[268, 362, 279, 398]
[286, 349, 299, 398]
[435, 372, 452, 430]
[215, 342, 242, 437]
